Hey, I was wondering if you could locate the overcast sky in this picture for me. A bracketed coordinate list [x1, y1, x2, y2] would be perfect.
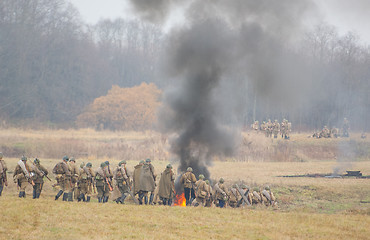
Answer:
[68, 0, 370, 43]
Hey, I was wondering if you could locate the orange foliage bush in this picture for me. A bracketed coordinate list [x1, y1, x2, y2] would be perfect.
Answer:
[76, 83, 161, 130]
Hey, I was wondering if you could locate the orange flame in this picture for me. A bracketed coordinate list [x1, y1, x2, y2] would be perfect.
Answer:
[174, 193, 186, 207]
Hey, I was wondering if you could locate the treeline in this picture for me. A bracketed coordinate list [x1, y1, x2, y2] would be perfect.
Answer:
[0, 0, 369, 131]
[0, 0, 164, 127]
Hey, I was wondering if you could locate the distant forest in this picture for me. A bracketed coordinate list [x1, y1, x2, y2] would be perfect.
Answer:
[0, 0, 369, 131]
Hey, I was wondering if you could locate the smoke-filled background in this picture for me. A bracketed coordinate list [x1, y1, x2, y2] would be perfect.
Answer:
[128, 0, 320, 182]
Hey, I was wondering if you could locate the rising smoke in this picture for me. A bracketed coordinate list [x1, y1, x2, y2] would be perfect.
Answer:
[128, 0, 318, 182]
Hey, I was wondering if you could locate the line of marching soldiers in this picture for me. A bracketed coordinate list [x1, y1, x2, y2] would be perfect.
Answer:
[181, 167, 276, 208]
[0, 153, 276, 208]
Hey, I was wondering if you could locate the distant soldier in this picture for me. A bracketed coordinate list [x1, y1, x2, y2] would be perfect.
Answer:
[139, 159, 156, 205]
[204, 180, 213, 207]
[69, 157, 79, 201]
[13, 156, 33, 198]
[273, 120, 280, 138]
[287, 121, 292, 139]
[214, 178, 228, 208]
[133, 160, 144, 204]
[194, 174, 209, 207]
[0, 152, 8, 196]
[252, 120, 259, 132]
[320, 126, 331, 138]
[331, 127, 339, 138]
[113, 161, 130, 204]
[53, 156, 72, 201]
[251, 187, 262, 205]
[31, 158, 48, 199]
[158, 164, 175, 206]
[260, 121, 266, 136]
[77, 162, 92, 202]
[95, 162, 110, 203]
[180, 167, 197, 206]
[228, 184, 241, 208]
[266, 119, 273, 137]
[261, 186, 276, 206]
[342, 118, 349, 137]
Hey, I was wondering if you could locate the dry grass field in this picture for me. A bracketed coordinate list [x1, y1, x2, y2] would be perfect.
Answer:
[0, 128, 369, 239]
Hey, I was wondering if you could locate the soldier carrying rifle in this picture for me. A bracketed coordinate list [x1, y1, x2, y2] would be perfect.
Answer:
[53, 156, 72, 201]
[31, 158, 49, 199]
[0, 152, 8, 196]
[13, 156, 34, 198]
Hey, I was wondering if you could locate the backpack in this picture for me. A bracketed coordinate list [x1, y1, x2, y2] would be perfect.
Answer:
[53, 162, 64, 174]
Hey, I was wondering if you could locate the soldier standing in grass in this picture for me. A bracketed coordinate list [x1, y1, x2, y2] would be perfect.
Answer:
[139, 159, 156, 205]
[31, 158, 48, 199]
[69, 157, 79, 201]
[53, 156, 72, 201]
[133, 160, 144, 204]
[13, 156, 33, 198]
[77, 162, 88, 202]
[158, 164, 175, 206]
[261, 186, 276, 206]
[95, 162, 110, 203]
[180, 167, 197, 206]
[84, 162, 95, 202]
[214, 178, 228, 208]
[0, 152, 8, 196]
[113, 161, 130, 204]
[194, 174, 209, 207]
[228, 184, 241, 208]
[204, 180, 213, 207]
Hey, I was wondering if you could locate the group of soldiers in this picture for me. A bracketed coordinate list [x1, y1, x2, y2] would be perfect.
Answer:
[312, 118, 350, 139]
[0, 153, 276, 208]
[180, 167, 276, 208]
[252, 119, 292, 139]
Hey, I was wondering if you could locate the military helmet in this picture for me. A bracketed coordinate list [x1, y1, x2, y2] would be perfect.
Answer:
[145, 158, 151, 163]
[265, 185, 270, 190]
[86, 162, 92, 168]
[119, 160, 126, 166]
[205, 180, 210, 185]
[63, 156, 69, 161]
[80, 162, 85, 168]
[199, 174, 205, 179]
[34, 158, 40, 164]
[101, 162, 106, 168]
[166, 164, 172, 169]
[242, 184, 249, 190]
[187, 167, 193, 172]
[232, 184, 237, 188]
[219, 178, 224, 183]
[253, 187, 259, 192]
[104, 161, 110, 166]
[139, 160, 145, 164]
[21, 156, 27, 161]
[69, 157, 75, 162]
[0, 152, 3, 159]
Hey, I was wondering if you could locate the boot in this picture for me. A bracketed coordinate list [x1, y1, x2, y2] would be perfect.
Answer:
[168, 199, 173, 206]
[36, 192, 41, 199]
[78, 193, 84, 202]
[103, 196, 109, 203]
[144, 196, 148, 205]
[19, 191, 23, 198]
[120, 194, 127, 204]
[33, 189, 37, 199]
[82, 194, 86, 202]
[98, 197, 102, 203]
[62, 193, 68, 201]
[68, 192, 73, 202]
[86, 196, 91, 202]
[55, 190, 63, 200]
[149, 193, 154, 205]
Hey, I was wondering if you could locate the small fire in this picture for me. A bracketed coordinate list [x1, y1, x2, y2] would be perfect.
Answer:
[174, 193, 186, 207]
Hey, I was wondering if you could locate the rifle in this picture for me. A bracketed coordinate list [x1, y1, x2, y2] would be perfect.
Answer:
[91, 177, 96, 193]
[105, 177, 113, 191]
[39, 168, 51, 182]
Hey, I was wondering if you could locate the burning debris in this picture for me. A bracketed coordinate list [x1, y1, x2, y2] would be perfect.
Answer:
[280, 170, 370, 179]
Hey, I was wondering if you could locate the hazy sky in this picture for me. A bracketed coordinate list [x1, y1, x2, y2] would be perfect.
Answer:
[68, 0, 370, 43]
